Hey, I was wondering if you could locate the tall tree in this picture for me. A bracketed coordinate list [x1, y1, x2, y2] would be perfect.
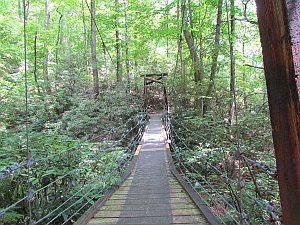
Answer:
[204, 0, 223, 113]
[115, 0, 122, 82]
[90, 0, 99, 96]
[174, 0, 185, 79]
[124, 0, 130, 90]
[227, 0, 236, 123]
[82, 0, 89, 73]
[255, 0, 300, 224]
[44, 0, 51, 93]
[165, 0, 169, 57]
[55, 10, 63, 88]
[181, 0, 203, 83]
[18, 0, 23, 23]
[286, 0, 300, 96]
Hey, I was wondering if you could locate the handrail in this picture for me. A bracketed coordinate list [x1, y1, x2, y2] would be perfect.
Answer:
[0, 112, 148, 224]
[163, 113, 281, 224]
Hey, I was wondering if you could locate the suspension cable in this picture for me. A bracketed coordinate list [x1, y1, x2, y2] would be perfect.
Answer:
[0, 112, 147, 222]
[22, 0, 33, 223]
[166, 112, 280, 223]
[0, 113, 141, 179]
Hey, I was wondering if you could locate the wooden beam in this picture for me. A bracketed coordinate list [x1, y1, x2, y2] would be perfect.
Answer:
[145, 77, 164, 85]
[140, 73, 168, 77]
[74, 154, 139, 225]
[166, 148, 221, 225]
[255, 1, 300, 224]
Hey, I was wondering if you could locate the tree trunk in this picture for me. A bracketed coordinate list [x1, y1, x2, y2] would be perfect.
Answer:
[90, 0, 99, 97]
[255, 1, 300, 224]
[227, 0, 235, 123]
[204, 0, 223, 113]
[18, 0, 23, 23]
[124, 0, 130, 91]
[55, 11, 63, 89]
[115, 0, 122, 82]
[286, 0, 300, 97]
[181, 0, 203, 83]
[165, 0, 169, 57]
[229, 0, 235, 96]
[44, 0, 51, 93]
[174, 0, 185, 80]
[81, 0, 89, 74]
[34, 31, 41, 94]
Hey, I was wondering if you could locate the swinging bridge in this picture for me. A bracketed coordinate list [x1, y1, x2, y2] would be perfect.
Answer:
[0, 73, 281, 225]
[2, 0, 299, 223]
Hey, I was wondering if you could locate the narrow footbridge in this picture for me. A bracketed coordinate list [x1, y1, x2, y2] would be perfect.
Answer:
[0, 110, 280, 224]
[75, 114, 219, 225]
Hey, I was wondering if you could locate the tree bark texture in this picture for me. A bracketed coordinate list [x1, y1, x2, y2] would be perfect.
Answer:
[204, 0, 223, 113]
[286, 0, 300, 97]
[181, 0, 203, 83]
[90, 0, 99, 96]
[255, 1, 300, 224]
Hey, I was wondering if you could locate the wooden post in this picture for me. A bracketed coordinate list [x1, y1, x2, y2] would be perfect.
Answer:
[255, 1, 300, 224]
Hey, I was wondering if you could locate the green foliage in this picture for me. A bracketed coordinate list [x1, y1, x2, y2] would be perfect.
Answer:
[0, 210, 23, 224]
[0, 77, 144, 223]
[170, 102, 279, 224]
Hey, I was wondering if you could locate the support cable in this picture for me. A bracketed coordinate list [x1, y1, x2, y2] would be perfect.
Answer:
[0, 113, 147, 220]
[0, 113, 140, 179]
[22, 0, 33, 223]
[170, 115, 277, 177]
[166, 112, 280, 223]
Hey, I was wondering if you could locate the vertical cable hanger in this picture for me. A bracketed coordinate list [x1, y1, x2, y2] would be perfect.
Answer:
[225, 0, 245, 223]
[22, 0, 34, 224]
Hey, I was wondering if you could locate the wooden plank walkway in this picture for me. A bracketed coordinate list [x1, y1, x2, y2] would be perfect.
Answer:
[80, 114, 213, 225]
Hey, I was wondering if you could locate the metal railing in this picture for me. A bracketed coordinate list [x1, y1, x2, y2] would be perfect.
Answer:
[0, 112, 148, 225]
[163, 113, 281, 225]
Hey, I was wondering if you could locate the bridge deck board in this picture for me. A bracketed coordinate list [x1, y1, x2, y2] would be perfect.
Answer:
[84, 114, 210, 225]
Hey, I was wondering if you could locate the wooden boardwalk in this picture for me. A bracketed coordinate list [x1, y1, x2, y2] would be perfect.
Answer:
[78, 114, 215, 225]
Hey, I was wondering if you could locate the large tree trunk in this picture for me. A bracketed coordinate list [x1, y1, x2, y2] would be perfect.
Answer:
[115, 0, 122, 82]
[286, 0, 300, 96]
[255, 1, 300, 224]
[44, 0, 51, 93]
[90, 0, 99, 97]
[204, 0, 223, 113]
[181, 0, 203, 83]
